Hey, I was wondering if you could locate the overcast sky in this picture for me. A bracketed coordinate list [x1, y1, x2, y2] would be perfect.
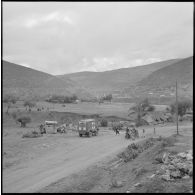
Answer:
[3, 2, 193, 75]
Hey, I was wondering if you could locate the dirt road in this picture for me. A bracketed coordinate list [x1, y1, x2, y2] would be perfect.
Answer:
[3, 123, 191, 193]
[3, 131, 131, 193]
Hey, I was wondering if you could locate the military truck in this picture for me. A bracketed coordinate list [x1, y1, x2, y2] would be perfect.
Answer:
[78, 119, 99, 137]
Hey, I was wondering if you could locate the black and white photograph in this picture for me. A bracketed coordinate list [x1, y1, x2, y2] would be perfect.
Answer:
[2, 1, 193, 193]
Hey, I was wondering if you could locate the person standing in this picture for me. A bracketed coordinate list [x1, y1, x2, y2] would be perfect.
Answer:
[143, 129, 145, 138]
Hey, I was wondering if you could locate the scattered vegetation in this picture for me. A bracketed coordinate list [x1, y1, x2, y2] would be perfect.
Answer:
[24, 101, 36, 112]
[170, 99, 193, 119]
[99, 94, 112, 104]
[118, 138, 155, 162]
[17, 116, 31, 127]
[100, 119, 108, 127]
[3, 94, 18, 114]
[46, 94, 78, 103]
[22, 130, 42, 138]
[129, 98, 155, 127]
[11, 112, 17, 120]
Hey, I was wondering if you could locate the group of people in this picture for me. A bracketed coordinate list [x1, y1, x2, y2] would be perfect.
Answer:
[113, 126, 120, 135]
[125, 126, 139, 139]
[39, 124, 46, 134]
[113, 125, 156, 138]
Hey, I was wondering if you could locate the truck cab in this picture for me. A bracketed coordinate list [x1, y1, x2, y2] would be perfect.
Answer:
[78, 119, 99, 137]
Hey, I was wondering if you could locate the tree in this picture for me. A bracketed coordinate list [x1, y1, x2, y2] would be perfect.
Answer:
[103, 94, 112, 102]
[3, 94, 17, 114]
[17, 116, 31, 127]
[100, 119, 108, 127]
[170, 100, 192, 119]
[71, 94, 78, 102]
[106, 94, 112, 102]
[24, 101, 36, 112]
[129, 98, 155, 127]
[99, 94, 112, 104]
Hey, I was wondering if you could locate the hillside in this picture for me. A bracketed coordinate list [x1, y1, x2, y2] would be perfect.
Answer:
[123, 56, 193, 103]
[2, 61, 93, 99]
[139, 56, 193, 87]
[58, 59, 181, 96]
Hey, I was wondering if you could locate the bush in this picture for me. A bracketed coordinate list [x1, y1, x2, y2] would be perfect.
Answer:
[100, 119, 108, 127]
[22, 130, 42, 138]
[17, 116, 31, 127]
[11, 112, 17, 120]
[24, 101, 36, 112]
[147, 105, 155, 112]
[46, 94, 78, 103]
[135, 119, 149, 127]
[170, 100, 193, 117]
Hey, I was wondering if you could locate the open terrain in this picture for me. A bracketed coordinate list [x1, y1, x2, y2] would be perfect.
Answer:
[2, 87, 193, 193]
[40, 122, 192, 193]
[3, 107, 192, 193]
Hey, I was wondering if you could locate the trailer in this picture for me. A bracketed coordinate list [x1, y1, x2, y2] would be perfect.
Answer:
[44, 121, 58, 134]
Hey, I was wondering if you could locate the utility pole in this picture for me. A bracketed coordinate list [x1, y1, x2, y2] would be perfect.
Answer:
[176, 80, 179, 135]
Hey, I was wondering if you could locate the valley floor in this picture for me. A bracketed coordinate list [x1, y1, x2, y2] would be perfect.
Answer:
[3, 121, 192, 193]
[40, 123, 193, 193]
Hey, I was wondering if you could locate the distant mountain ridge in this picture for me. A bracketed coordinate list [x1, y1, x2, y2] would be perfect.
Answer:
[3, 56, 192, 102]
[3, 61, 93, 99]
[58, 58, 182, 95]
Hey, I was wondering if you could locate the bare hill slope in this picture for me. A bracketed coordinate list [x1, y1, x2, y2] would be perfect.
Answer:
[3, 61, 93, 99]
[58, 59, 181, 95]
[139, 56, 193, 87]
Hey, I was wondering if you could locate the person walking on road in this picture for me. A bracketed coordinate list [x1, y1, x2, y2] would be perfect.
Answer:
[143, 129, 145, 138]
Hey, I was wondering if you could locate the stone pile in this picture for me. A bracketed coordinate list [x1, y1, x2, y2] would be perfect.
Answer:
[155, 150, 193, 181]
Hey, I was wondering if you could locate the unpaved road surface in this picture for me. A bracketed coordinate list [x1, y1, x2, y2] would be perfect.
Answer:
[3, 123, 192, 193]
[3, 131, 132, 193]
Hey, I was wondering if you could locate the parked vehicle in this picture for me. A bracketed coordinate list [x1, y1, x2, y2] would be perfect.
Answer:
[44, 121, 58, 134]
[78, 119, 99, 137]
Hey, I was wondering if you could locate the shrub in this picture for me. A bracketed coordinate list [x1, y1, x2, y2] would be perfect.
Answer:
[17, 116, 31, 127]
[147, 105, 155, 112]
[11, 112, 17, 120]
[3, 94, 18, 114]
[24, 101, 36, 112]
[135, 119, 149, 127]
[170, 100, 193, 117]
[100, 119, 108, 127]
[22, 130, 42, 138]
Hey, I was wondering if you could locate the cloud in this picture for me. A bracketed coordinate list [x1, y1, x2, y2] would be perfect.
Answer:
[3, 2, 193, 75]
[24, 11, 75, 28]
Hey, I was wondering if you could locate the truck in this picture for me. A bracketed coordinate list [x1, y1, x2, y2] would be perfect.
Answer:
[78, 119, 99, 137]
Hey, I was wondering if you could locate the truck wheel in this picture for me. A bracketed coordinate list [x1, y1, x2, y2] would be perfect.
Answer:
[79, 134, 82, 137]
[88, 132, 92, 137]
